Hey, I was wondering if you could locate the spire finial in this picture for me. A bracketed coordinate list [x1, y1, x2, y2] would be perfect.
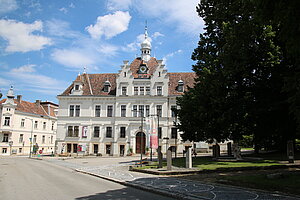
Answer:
[83, 66, 87, 74]
[144, 20, 148, 39]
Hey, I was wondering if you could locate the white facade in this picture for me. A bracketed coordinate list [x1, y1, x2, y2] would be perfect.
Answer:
[0, 87, 58, 156]
[56, 29, 197, 156]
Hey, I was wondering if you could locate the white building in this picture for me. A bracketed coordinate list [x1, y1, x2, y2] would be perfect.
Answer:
[56, 28, 199, 156]
[0, 87, 58, 156]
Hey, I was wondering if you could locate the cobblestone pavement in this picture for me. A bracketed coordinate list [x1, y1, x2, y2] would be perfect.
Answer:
[45, 158, 300, 200]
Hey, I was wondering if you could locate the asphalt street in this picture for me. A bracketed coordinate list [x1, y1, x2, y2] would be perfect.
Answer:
[0, 157, 172, 200]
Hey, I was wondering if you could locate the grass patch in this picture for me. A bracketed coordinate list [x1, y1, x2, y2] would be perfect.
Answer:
[221, 172, 300, 196]
[171, 157, 280, 170]
[134, 156, 281, 170]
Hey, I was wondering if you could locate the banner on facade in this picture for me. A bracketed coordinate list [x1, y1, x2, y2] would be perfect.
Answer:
[82, 126, 88, 138]
[150, 116, 158, 149]
[78, 143, 87, 152]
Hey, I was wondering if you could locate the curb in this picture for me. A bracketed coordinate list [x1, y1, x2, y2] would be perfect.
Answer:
[75, 169, 199, 200]
[130, 164, 300, 175]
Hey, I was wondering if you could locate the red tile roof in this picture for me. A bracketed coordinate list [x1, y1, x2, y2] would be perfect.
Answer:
[60, 57, 196, 97]
[0, 99, 57, 118]
[168, 72, 196, 95]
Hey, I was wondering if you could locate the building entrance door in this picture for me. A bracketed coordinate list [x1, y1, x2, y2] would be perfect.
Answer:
[120, 145, 125, 156]
[136, 132, 146, 154]
[93, 144, 98, 154]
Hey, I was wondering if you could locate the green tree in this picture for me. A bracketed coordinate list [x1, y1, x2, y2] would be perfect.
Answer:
[177, 0, 296, 150]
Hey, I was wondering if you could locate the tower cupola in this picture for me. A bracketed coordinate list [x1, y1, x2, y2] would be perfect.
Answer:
[140, 25, 151, 62]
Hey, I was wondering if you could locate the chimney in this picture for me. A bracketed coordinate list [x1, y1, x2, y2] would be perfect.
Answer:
[17, 95, 22, 103]
[35, 100, 41, 106]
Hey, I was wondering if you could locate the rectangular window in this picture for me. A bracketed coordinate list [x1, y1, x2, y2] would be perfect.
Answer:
[74, 126, 79, 137]
[145, 105, 150, 117]
[134, 87, 138, 95]
[75, 84, 79, 90]
[43, 122, 46, 130]
[146, 87, 150, 95]
[69, 105, 74, 117]
[33, 135, 37, 144]
[75, 105, 80, 117]
[19, 148, 22, 153]
[21, 119, 25, 127]
[4, 117, 10, 126]
[2, 134, 9, 142]
[19, 134, 24, 143]
[157, 86, 162, 96]
[42, 135, 45, 143]
[95, 105, 101, 117]
[107, 105, 113, 117]
[67, 126, 73, 137]
[94, 126, 100, 137]
[2, 148, 7, 153]
[67, 126, 79, 137]
[133, 105, 137, 117]
[52, 122, 54, 131]
[171, 128, 178, 139]
[34, 121, 38, 129]
[138, 105, 144, 117]
[120, 127, 126, 138]
[171, 105, 177, 117]
[121, 105, 126, 117]
[106, 127, 112, 138]
[156, 105, 162, 117]
[140, 87, 144, 95]
[158, 127, 162, 139]
[122, 87, 127, 95]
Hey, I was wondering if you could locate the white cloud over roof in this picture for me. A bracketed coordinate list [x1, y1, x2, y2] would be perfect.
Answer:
[86, 11, 131, 39]
[0, 19, 52, 52]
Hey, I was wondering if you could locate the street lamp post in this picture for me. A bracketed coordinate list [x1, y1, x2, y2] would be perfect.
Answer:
[26, 118, 34, 158]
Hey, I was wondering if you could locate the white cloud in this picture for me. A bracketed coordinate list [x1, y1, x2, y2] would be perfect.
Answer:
[106, 0, 203, 36]
[69, 3, 75, 8]
[0, 19, 52, 53]
[152, 32, 164, 39]
[59, 7, 68, 14]
[139, 0, 203, 35]
[46, 19, 80, 38]
[97, 44, 118, 56]
[4, 65, 68, 95]
[107, 0, 132, 11]
[0, 0, 18, 15]
[11, 64, 36, 73]
[86, 11, 131, 39]
[0, 77, 10, 86]
[122, 33, 152, 52]
[51, 49, 96, 68]
[163, 49, 183, 65]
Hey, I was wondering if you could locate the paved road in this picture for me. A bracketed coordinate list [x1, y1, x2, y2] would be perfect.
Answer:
[47, 157, 300, 200]
[0, 157, 172, 200]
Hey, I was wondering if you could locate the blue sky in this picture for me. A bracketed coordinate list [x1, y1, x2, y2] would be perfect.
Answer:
[0, 0, 204, 103]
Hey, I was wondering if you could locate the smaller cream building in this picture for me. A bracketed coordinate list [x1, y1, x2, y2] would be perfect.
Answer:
[0, 87, 58, 156]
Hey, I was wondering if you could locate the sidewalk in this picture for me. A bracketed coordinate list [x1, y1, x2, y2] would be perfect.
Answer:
[44, 157, 300, 200]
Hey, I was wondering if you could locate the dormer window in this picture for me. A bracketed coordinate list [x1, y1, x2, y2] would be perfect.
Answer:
[75, 84, 80, 90]
[103, 81, 111, 93]
[177, 80, 184, 92]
